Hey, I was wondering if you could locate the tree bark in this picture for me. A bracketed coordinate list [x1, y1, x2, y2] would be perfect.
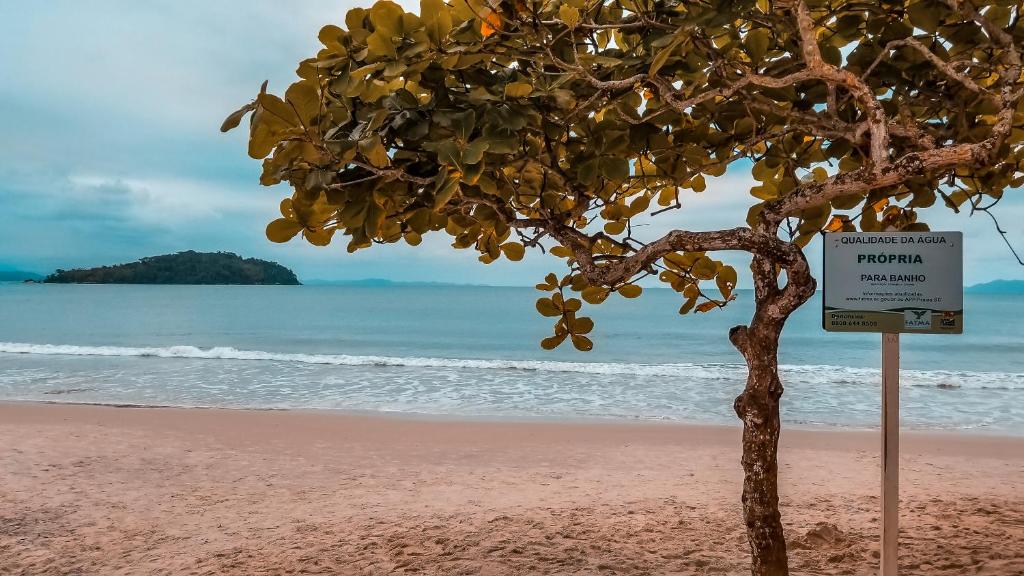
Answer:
[731, 322, 789, 575]
[559, 219, 815, 576]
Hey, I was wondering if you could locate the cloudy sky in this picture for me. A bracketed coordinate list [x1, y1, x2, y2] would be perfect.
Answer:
[1, 1, 1021, 285]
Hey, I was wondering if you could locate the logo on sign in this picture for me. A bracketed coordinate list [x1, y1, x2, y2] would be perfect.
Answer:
[940, 311, 957, 329]
[904, 309, 932, 329]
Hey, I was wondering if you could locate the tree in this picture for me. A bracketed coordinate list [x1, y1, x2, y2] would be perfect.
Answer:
[224, 0, 1023, 572]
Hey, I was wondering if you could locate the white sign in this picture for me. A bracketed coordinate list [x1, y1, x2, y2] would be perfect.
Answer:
[823, 232, 963, 334]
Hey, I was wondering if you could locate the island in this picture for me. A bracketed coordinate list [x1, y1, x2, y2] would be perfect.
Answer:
[44, 251, 300, 285]
[302, 278, 488, 287]
[0, 270, 43, 282]
[966, 279, 1024, 294]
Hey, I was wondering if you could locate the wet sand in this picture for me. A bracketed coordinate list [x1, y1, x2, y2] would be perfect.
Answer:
[1, 402, 1021, 575]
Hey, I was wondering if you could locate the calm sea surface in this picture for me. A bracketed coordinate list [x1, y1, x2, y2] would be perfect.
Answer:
[0, 283, 1021, 433]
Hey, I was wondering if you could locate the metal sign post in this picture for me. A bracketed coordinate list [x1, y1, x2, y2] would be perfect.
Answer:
[881, 333, 899, 576]
[822, 231, 963, 576]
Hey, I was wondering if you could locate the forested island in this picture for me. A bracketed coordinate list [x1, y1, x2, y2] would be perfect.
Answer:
[44, 252, 300, 285]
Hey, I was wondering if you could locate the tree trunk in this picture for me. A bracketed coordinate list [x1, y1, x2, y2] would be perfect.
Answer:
[731, 323, 789, 576]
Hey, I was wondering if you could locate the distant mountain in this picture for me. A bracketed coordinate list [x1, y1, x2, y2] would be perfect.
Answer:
[44, 251, 300, 285]
[0, 269, 43, 282]
[303, 278, 490, 287]
[304, 278, 406, 287]
[966, 279, 1024, 294]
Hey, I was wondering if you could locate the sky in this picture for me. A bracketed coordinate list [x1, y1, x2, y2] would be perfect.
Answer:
[1, 1, 1022, 286]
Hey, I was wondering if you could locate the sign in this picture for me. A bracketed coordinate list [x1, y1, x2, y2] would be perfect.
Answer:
[823, 232, 963, 334]
[824, 232, 965, 576]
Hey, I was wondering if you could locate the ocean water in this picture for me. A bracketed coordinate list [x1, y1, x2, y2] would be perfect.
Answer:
[0, 283, 1021, 433]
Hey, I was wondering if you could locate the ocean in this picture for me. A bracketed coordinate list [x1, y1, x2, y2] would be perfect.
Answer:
[0, 283, 1021, 433]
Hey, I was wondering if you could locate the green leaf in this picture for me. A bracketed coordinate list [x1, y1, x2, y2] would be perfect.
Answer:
[573, 316, 594, 334]
[369, 1, 406, 37]
[477, 134, 516, 154]
[256, 93, 298, 126]
[541, 333, 568, 350]
[404, 231, 423, 246]
[679, 295, 698, 315]
[745, 28, 771, 63]
[692, 256, 717, 280]
[358, 135, 390, 167]
[266, 218, 304, 243]
[906, 1, 941, 33]
[501, 242, 525, 261]
[793, 232, 814, 248]
[450, 110, 476, 142]
[536, 274, 558, 291]
[599, 157, 630, 181]
[247, 107, 292, 159]
[421, 0, 452, 45]
[649, 34, 685, 76]
[946, 190, 970, 208]
[318, 25, 344, 50]
[604, 220, 626, 235]
[749, 203, 765, 226]
[220, 102, 255, 133]
[304, 227, 334, 246]
[434, 140, 462, 169]
[536, 297, 561, 317]
[279, 198, 295, 218]
[461, 161, 485, 184]
[504, 82, 533, 98]
[831, 193, 863, 210]
[367, 30, 398, 60]
[462, 138, 489, 165]
[716, 265, 737, 299]
[571, 334, 593, 351]
[577, 158, 599, 185]
[432, 169, 460, 209]
[820, 44, 842, 66]
[618, 284, 642, 298]
[558, 5, 580, 28]
[285, 80, 320, 127]
[346, 7, 367, 31]
[581, 286, 609, 304]
[750, 183, 778, 201]
[909, 188, 937, 208]
[696, 301, 719, 313]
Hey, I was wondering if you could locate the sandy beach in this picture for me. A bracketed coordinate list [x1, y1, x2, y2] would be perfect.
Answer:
[0, 402, 1021, 575]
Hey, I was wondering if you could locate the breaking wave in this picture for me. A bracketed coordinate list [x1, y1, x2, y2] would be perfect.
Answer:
[1, 342, 1021, 390]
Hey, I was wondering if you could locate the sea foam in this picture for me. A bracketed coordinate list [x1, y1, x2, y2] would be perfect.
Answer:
[1, 341, 1021, 390]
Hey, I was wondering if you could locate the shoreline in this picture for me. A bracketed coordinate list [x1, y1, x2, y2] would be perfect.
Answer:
[5, 400, 1024, 458]
[2, 401, 1022, 574]
[3, 398, 1023, 440]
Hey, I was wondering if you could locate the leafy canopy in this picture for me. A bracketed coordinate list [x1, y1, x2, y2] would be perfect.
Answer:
[225, 0, 1023, 350]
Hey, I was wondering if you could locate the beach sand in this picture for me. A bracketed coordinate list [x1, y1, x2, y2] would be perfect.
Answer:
[0, 402, 1021, 575]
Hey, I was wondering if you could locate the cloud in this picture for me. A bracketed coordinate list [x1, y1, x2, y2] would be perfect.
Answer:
[3, 171, 276, 231]
[0, 0, 1021, 286]
[0, 1, 345, 273]
[62, 175, 272, 225]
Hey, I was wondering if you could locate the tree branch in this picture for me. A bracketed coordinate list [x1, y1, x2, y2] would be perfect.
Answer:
[864, 38, 987, 94]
